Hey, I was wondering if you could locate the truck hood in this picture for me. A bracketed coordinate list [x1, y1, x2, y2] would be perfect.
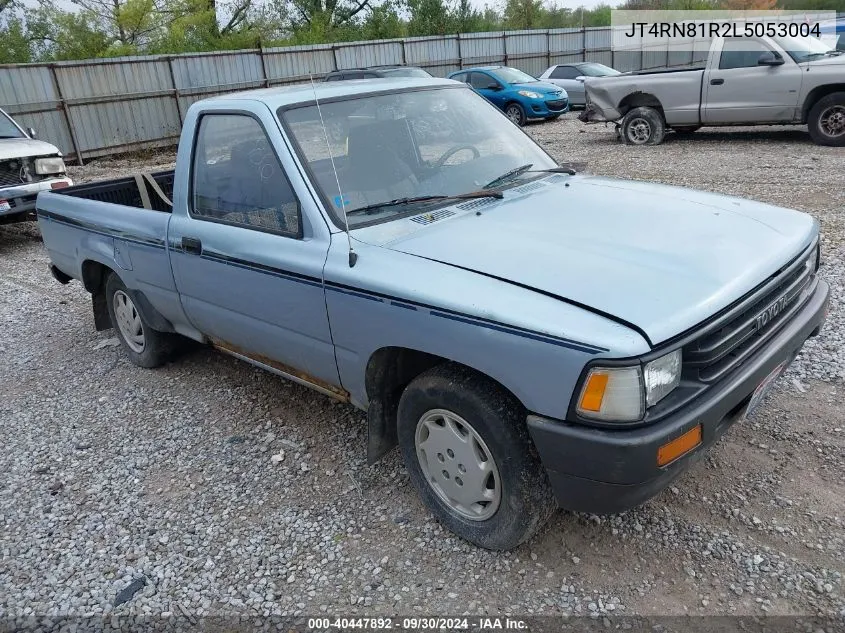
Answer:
[803, 54, 845, 67]
[0, 138, 62, 161]
[372, 176, 816, 345]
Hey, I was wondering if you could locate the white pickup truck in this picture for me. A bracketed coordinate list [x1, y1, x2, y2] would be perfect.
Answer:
[0, 108, 72, 224]
[580, 34, 845, 146]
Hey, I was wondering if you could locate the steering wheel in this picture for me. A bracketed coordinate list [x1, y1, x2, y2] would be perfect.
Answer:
[434, 144, 481, 168]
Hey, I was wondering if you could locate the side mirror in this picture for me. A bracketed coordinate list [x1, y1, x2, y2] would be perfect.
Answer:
[757, 51, 784, 66]
[575, 76, 586, 82]
[487, 82, 502, 91]
[27, 127, 36, 138]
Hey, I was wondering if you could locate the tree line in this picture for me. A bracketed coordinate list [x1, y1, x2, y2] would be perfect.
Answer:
[0, 0, 840, 64]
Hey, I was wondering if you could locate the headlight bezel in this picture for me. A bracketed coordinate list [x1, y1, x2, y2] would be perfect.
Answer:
[570, 346, 687, 427]
[34, 156, 67, 175]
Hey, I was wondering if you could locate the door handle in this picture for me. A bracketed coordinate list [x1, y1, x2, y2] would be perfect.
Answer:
[181, 236, 202, 255]
[710, 78, 724, 85]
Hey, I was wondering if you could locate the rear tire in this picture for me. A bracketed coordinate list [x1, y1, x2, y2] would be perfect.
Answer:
[105, 273, 176, 368]
[620, 106, 666, 145]
[808, 92, 845, 147]
[397, 363, 555, 550]
[504, 103, 526, 127]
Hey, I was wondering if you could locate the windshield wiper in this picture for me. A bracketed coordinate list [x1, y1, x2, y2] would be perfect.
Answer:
[483, 163, 581, 189]
[346, 190, 504, 216]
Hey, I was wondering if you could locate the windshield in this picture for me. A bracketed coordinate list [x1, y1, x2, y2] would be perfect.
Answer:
[491, 67, 538, 84]
[775, 35, 836, 62]
[578, 63, 620, 77]
[382, 67, 432, 78]
[280, 86, 557, 228]
[0, 111, 24, 138]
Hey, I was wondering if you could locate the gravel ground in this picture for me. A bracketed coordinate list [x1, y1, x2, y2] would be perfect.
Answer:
[1, 116, 844, 623]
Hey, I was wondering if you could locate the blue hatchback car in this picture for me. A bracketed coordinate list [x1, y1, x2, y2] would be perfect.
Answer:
[447, 66, 569, 126]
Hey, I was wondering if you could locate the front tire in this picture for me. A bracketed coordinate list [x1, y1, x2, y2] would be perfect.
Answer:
[808, 92, 845, 147]
[105, 273, 176, 368]
[620, 106, 666, 145]
[397, 364, 555, 550]
[505, 103, 526, 126]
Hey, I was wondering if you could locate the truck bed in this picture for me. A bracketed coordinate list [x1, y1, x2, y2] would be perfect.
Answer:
[57, 170, 174, 213]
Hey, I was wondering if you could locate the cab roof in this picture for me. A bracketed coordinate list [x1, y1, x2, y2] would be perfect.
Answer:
[201, 77, 460, 110]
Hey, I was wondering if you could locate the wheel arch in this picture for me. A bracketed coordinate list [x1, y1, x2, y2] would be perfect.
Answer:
[802, 84, 845, 122]
[81, 259, 174, 333]
[618, 92, 664, 117]
[363, 346, 526, 464]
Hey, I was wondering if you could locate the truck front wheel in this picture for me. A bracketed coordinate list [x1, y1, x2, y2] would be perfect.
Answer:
[397, 363, 555, 550]
[620, 106, 666, 145]
[808, 92, 845, 147]
[105, 273, 176, 368]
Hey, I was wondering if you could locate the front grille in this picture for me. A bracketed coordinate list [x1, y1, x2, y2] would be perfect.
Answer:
[546, 99, 569, 111]
[683, 247, 816, 383]
[0, 160, 27, 187]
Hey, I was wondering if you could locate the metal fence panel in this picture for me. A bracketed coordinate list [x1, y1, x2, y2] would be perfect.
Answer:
[404, 36, 460, 76]
[335, 40, 404, 69]
[459, 32, 505, 66]
[264, 44, 335, 82]
[549, 29, 584, 55]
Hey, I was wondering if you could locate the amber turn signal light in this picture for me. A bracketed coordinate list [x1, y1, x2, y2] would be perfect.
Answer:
[657, 424, 702, 467]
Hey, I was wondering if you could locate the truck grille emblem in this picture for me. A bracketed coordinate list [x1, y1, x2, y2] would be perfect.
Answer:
[755, 295, 789, 331]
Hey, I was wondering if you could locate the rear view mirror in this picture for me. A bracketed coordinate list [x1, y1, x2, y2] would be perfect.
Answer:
[487, 83, 502, 91]
[757, 51, 784, 66]
[27, 127, 36, 138]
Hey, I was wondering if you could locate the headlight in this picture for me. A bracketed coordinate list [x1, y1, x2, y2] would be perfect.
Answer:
[576, 350, 682, 422]
[34, 157, 66, 175]
[643, 349, 682, 407]
[806, 245, 819, 275]
[518, 90, 542, 99]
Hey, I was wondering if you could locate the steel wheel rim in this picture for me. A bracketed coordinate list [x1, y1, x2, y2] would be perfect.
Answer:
[627, 117, 652, 144]
[506, 106, 522, 124]
[414, 408, 501, 521]
[113, 290, 145, 353]
[819, 105, 845, 138]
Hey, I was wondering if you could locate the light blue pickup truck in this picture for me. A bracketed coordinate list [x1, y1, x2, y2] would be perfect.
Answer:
[37, 78, 829, 550]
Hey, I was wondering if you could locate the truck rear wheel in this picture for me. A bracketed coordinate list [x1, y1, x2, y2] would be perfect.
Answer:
[620, 106, 666, 145]
[808, 92, 845, 147]
[105, 273, 176, 368]
[397, 363, 555, 550]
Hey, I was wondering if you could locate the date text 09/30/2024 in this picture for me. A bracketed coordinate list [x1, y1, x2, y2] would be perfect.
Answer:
[307, 617, 528, 630]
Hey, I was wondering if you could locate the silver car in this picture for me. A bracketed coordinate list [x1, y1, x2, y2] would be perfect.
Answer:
[539, 62, 620, 107]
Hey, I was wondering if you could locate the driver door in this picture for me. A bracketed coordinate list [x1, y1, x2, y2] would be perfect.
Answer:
[703, 38, 803, 124]
[470, 72, 507, 108]
[168, 109, 341, 389]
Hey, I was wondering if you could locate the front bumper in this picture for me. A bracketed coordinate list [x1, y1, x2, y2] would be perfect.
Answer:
[527, 279, 830, 515]
[0, 177, 72, 216]
[528, 99, 570, 118]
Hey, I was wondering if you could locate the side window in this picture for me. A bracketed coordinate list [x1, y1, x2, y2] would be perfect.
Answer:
[551, 66, 579, 80]
[362, 72, 379, 78]
[838, 33, 845, 52]
[718, 39, 771, 70]
[191, 114, 301, 237]
[450, 72, 467, 83]
[325, 74, 342, 81]
[469, 72, 494, 90]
